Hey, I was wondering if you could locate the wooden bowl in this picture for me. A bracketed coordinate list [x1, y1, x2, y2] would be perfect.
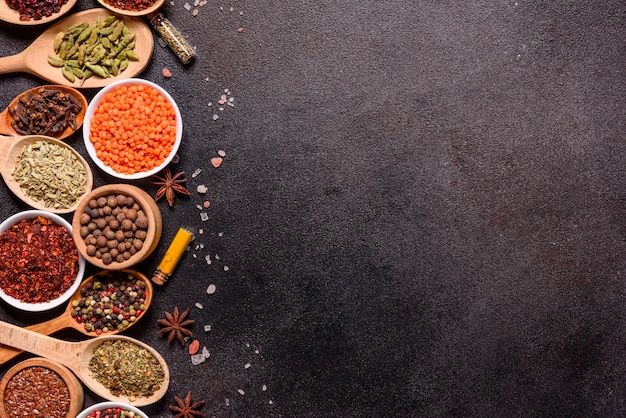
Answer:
[0, 135, 94, 214]
[0, 357, 84, 418]
[72, 184, 162, 270]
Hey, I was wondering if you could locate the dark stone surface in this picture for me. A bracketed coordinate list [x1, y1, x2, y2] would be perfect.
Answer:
[1, 1, 625, 416]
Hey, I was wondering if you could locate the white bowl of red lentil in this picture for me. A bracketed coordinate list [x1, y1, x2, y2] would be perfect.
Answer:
[76, 401, 149, 418]
[83, 78, 183, 180]
[0, 210, 86, 312]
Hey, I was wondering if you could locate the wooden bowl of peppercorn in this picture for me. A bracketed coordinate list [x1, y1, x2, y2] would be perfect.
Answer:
[0, 357, 84, 418]
[72, 184, 162, 270]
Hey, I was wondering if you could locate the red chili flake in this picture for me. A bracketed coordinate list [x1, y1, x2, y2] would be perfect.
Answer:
[5, 0, 68, 21]
[101, 0, 156, 12]
[0, 216, 79, 303]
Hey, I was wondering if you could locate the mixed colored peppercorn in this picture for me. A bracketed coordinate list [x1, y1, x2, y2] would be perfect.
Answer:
[71, 271, 147, 334]
[0, 216, 79, 303]
[84, 406, 138, 417]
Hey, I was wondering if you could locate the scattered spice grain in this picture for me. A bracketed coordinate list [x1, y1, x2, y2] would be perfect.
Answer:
[210, 157, 223, 168]
[189, 339, 200, 355]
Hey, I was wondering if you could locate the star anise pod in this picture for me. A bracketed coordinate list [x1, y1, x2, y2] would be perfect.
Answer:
[157, 307, 194, 346]
[169, 391, 205, 418]
[152, 167, 191, 207]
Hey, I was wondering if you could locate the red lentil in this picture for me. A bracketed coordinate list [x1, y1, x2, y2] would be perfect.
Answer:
[0, 216, 79, 303]
[89, 84, 177, 175]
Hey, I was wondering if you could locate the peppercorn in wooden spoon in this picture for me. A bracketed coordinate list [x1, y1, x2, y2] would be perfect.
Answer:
[0, 269, 153, 366]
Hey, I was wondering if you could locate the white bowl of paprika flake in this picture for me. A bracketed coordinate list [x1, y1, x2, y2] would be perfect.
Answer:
[0, 210, 85, 312]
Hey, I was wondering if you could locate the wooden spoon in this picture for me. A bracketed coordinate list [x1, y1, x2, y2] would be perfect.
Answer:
[0, 8, 154, 88]
[0, 269, 153, 365]
[0, 320, 169, 406]
[0, 85, 87, 139]
[0, 0, 77, 25]
[0, 135, 93, 214]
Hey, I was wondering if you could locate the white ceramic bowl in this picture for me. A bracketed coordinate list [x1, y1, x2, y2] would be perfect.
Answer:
[0, 210, 85, 312]
[76, 401, 149, 418]
[83, 78, 183, 180]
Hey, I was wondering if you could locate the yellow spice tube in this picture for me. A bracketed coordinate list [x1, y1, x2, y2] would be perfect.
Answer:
[151, 227, 194, 285]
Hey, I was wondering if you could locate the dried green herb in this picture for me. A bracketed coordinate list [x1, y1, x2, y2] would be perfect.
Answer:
[89, 339, 164, 401]
[11, 140, 87, 209]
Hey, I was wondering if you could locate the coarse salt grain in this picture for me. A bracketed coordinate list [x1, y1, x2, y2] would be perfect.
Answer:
[262, 384, 267, 391]
[204, 324, 211, 332]
[192, 168, 202, 177]
[195, 302, 203, 309]
[184, 2, 191, 9]
[213, 114, 219, 120]
[237, 389, 245, 395]
[205, 254, 211, 265]
[197, 184, 208, 193]
[244, 363, 251, 369]
[224, 265, 229, 271]
[218, 149, 226, 157]
[206, 284, 216, 294]
[200, 212, 209, 221]
[202, 346, 210, 358]
[191, 353, 205, 365]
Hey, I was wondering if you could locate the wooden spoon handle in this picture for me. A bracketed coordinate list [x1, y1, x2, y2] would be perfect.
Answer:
[0, 109, 11, 136]
[0, 320, 81, 371]
[0, 51, 29, 75]
[0, 316, 75, 365]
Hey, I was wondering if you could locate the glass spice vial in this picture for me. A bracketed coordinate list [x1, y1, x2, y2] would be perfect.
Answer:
[149, 13, 196, 64]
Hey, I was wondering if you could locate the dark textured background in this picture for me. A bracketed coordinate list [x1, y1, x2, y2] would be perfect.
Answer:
[1, 1, 625, 416]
